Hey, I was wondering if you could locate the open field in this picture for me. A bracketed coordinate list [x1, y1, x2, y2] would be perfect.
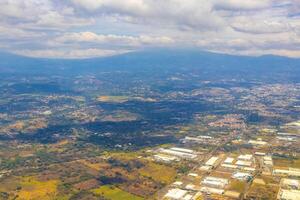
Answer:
[0, 176, 59, 200]
[138, 162, 177, 184]
[91, 185, 144, 200]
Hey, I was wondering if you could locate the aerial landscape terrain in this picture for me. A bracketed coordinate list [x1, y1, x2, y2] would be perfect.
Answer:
[0, 49, 300, 200]
[0, 0, 300, 200]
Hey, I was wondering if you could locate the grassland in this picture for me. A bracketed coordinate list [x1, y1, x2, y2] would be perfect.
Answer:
[273, 157, 300, 168]
[228, 180, 246, 193]
[247, 183, 279, 199]
[77, 159, 110, 171]
[97, 96, 130, 103]
[138, 162, 176, 184]
[91, 185, 144, 200]
[0, 176, 59, 200]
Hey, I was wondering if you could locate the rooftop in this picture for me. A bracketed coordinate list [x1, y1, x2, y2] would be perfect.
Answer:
[164, 188, 188, 200]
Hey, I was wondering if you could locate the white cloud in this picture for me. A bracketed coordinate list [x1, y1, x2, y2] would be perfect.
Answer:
[0, 26, 44, 39]
[14, 48, 127, 59]
[70, 0, 225, 30]
[0, 0, 92, 29]
[231, 16, 290, 34]
[0, 0, 299, 58]
[71, 0, 149, 15]
[289, 0, 300, 16]
[53, 32, 174, 46]
[213, 0, 272, 11]
[196, 29, 300, 57]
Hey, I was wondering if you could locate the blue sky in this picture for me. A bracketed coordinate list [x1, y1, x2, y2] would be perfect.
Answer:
[0, 0, 299, 58]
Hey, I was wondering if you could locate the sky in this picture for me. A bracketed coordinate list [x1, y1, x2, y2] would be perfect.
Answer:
[0, 0, 299, 58]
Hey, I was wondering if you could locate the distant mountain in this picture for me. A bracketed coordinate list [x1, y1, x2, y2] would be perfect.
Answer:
[0, 49, 300, 79]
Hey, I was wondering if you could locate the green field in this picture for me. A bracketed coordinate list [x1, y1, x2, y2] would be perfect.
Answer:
[91, 185, 144, 200]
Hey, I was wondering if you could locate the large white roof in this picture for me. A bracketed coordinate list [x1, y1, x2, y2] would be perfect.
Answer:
[236, 160, 252, 166]
[224, 157, 234, 164]
[164, 188, 188, 199]
[278, 189, 300, 200]
[205, 156, 219, 166]
[238, 154, 253, 160]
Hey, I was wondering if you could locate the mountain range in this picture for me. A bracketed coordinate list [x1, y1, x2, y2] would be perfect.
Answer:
[1, 49, 300, 81]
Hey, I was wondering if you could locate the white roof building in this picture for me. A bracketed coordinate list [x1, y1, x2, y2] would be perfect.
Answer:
[200, 187, 224, 195]
[160, 149, 197, 160]
[170, 147, 194, 154]
[198, 135, 213, 139]
[164, 188, 188, 200]
[221, 164, 238, 169]
[199, 165, 212, 171]
[277, 189, 300, 200]
[281, 178, 300, 190]
[154, 154, 179, 163]
[183, 194, 193, 200]
[236, 160, 252, 167]
[202, 176, 229, 189]
[278, 132, 299, 137]
[249, 140, 267, 145]
[185, 184, 197, 191]
[188, 173, 198, 177]
[183, 137, 203, 143]
[264, 155, 272, 161]
[172, 181, 183, 186]
[264, 160, 273, 166]
[224, 157, 234, 164]
[255, 152, 266, 156]
[243, 167, 256, 172]
[232, 172, 252, 181]
[273, 168, 300, 177]
[276, 136, 297, 141]
[205, 156, 219, 166]
[238, 154, 253, 161]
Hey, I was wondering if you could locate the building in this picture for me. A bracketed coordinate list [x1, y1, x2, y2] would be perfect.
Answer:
[200, 187, 224, 195]
[243, 167, 256, 172]
[182, 136, 214, 144]
[201, 176, 229, 189]
[183, 136, 203, 143]
[238, 154, 253, 161]
[276, 136, 297, 142]
[249, 140, 267, 146]
[159, 148, 197, 160]
[172, 181, 183, 186]
[277, 132, 300, 137]
[232, 172, 252, 181]
[277, 189, 300, 200]
[154, 154, 179, 163]
[236, 160, 252, 167]
[255, 152, 266, 156]
[164, 188, 188, 200]
[224, 157, 234, 164]
[182, 194, 193, 200]
[188, 173, 198, 177]
[281, 178, 300, 190]
[225, 191, 241, 199]
[185, 184, 198, 191]
[273, 168, 300, 177]
[205, 156, 219, 167]
[199, 165, 212, 171]
[221, 164, 238, 169]
[170, 147, 194, 154]
[263, 155, 273, 166]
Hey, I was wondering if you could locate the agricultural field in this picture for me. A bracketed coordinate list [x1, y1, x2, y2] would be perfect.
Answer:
[92, 185, 144, 200]
[0, 176, 59, 200]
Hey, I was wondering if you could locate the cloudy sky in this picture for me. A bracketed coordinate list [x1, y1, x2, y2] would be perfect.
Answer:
[0, 0, 299, 58]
